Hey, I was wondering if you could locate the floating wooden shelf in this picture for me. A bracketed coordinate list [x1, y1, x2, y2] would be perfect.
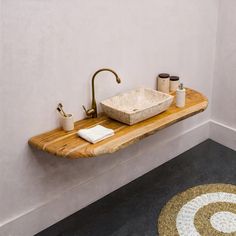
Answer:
[29, 88, 208, 158]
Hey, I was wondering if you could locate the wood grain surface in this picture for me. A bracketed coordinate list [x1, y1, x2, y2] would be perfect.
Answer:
[28, 88, 208, 158]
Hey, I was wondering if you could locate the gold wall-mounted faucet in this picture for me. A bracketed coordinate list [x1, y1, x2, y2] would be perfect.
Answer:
[83, 68, 121, 118]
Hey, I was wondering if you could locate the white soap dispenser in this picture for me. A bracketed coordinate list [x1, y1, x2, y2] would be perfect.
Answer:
[176, 83, 186, 108]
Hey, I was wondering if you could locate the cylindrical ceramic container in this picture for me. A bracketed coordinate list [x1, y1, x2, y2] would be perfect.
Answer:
[157, 73, 170, 93]
[170, 76, 180, 92]
[61, 114, 74, 131]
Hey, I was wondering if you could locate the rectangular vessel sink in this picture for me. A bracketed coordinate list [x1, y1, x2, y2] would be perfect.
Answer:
[100, 88, 174, 125]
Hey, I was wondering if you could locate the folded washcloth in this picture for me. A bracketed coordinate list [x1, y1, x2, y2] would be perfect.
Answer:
[77, 125, 114, 144]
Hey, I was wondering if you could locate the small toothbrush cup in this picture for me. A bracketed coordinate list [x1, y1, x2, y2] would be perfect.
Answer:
[61, 114, 74, 132]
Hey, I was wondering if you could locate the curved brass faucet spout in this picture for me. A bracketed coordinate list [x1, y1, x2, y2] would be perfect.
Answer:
[83, 68, 121, 118]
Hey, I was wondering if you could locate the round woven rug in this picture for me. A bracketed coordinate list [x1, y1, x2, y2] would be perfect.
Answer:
[158, 184, 236, 236]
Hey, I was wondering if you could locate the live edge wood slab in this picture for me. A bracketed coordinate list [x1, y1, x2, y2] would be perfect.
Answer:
[28, 88, 208, 158]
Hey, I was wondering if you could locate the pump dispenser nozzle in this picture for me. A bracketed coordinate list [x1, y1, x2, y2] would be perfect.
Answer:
[179, 83, 184, 90]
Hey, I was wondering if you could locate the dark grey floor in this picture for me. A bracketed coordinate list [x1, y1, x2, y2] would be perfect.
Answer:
[36, 139, 236, 236]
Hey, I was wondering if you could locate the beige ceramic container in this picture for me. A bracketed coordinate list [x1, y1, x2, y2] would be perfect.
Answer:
[61, 114, 74, 131]
[157, 73, 170, 93]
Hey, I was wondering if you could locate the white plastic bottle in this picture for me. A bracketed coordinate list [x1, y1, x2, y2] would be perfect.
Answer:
[176, 83, 186, 108]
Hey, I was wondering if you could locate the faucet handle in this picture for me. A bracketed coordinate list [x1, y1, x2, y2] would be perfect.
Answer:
[82, 105, 95, 117]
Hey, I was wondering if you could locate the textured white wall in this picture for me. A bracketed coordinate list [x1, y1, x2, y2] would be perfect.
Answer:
[212, 0, 236, 129]
[0, 0, 218, 235]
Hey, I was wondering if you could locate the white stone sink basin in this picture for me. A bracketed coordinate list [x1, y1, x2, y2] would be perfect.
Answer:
[100, 88, 174, 125]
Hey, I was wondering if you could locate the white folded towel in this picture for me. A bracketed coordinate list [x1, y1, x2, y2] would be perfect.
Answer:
[77, 125, 114, 144]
